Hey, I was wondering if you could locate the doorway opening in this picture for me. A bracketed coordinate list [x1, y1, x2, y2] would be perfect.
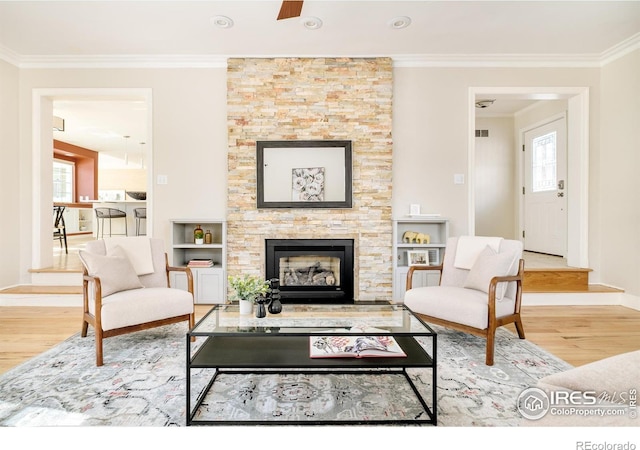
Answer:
[468, 87, 589, 269]
[31, 88, 152, 272]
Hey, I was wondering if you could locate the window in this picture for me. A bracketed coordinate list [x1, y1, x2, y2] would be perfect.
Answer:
[53, 159, 74, 203]
[531, 131, 557, 193]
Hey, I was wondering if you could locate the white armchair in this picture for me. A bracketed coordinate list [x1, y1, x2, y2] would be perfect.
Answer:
[79, 237, 195, 366]
[403, 236, 525, 365]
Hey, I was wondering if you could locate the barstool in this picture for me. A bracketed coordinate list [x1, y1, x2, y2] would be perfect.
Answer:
[95, 207, 127, 239]
[134, 208, 147, 236]
[53, 205, 68, 254]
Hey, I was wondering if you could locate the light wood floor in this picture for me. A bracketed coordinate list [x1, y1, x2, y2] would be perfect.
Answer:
[1, 304, 639, 375]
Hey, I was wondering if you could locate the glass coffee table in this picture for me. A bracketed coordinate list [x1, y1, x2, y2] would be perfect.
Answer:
[186, 302, 437, 426]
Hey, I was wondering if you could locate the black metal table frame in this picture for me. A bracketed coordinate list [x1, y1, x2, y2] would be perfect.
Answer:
[186, 305, 437, 426]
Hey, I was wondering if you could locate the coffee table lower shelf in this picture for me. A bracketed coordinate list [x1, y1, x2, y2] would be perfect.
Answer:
[186, 335, 437, 426]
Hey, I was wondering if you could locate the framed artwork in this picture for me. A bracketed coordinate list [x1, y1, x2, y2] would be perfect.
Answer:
[292, 167, 325, 201]
[408, 250, 430, 266]
[257, 140, 352, 208]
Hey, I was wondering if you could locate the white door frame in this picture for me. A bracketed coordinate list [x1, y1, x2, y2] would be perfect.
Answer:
[31, 88, 153, 270]
[468, 87, 589, 268]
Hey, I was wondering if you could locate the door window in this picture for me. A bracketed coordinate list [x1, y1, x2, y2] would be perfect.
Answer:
[531, 131, 557, 193]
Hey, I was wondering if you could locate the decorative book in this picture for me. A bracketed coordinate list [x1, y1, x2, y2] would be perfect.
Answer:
[187, 258, 214, 267]
[309, 333, 406, 359]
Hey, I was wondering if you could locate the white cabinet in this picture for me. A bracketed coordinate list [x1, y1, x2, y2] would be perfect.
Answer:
[61, 207, 79, 234]
[169, 267, 225, 304]
[392, 218, 449, 302]
[170, 219, 226, 304]
[77, 208, 93, 233]
[61, 207, 93, 234]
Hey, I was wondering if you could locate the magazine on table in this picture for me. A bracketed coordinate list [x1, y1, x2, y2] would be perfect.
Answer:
[309, 329, 407, 358]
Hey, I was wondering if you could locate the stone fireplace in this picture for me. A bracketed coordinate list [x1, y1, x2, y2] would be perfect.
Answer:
[226, 57, 393, 301]
[265, 239, 354, 304]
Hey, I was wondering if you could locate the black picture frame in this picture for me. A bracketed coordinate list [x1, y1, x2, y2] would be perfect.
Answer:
[257, 140, 353, 209]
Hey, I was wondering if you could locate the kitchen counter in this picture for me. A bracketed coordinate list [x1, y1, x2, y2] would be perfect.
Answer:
[54, 201, 97, 208]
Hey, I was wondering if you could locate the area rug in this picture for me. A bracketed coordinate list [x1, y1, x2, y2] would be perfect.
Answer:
[0, 323, 571, 426]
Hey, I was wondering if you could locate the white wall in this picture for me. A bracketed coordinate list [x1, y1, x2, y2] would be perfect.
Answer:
[99, 168, 147, 191]
[600, 49, 640, 296]
[16, 68, 228, 282]
[0, 59, 20, 287]
[474, 117, 516, 238]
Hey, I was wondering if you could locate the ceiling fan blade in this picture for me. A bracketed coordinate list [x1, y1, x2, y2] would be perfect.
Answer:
[277, 1, 304, 20]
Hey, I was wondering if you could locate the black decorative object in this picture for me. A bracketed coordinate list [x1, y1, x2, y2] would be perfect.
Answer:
[255, 295, 267, 318]
[125, 191, 147, 201]
[267, 278, 282, 314]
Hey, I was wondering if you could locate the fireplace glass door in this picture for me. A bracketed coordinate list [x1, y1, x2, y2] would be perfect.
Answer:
[279, 253, 341, 288]
[266, 239, 354, 303]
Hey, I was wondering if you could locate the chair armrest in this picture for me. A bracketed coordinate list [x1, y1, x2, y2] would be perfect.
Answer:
[166, 265, 194, 295]
[406, 264, 443, 291]
[163, 253, 194, 294]
[82, 273, 104, 319]
[488, 258, 524, 289]
[487, 259, 525, 316]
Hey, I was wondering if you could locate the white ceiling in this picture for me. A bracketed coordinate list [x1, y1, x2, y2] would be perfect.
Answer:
[3, 1, 639, 158]
[2, 1, 639, 62]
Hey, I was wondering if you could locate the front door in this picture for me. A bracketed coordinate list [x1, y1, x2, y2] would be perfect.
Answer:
[523, 116, 567, 256]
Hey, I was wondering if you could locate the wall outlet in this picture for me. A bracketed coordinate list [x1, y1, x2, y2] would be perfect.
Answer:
[157, 174, 168, 185]
[454, 174, 465, 184]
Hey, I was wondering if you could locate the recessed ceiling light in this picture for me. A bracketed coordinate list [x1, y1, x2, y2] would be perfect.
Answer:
[389, 16, 411, 29]
[211, 15, 234, 29]
[301, 16, 323, 30]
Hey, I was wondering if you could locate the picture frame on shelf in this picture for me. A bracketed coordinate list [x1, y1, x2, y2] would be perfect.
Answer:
[408, 250, 430, 266]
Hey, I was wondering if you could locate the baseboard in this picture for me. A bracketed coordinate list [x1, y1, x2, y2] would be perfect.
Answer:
[3, 291, 639, 312]
[522, 291, 626, 307]
[621, 292, 640, 311]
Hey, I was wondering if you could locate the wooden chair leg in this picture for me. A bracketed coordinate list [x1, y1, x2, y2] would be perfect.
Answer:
[95, 329, 104, 366]
[486, 329, 496, 366]
[81, 320, 88, 337]
[514, 317, 526, 339]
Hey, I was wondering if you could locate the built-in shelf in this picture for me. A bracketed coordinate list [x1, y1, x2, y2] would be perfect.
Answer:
[393, 217, 449, 302]
[169, 219, 227, 304]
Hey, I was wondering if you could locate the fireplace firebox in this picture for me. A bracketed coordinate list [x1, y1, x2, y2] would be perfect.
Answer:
[265, 239, 354, 304]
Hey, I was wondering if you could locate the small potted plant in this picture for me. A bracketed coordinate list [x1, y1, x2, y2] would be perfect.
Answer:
[194, 229, 204, 245]
[228, 274, 270, 315]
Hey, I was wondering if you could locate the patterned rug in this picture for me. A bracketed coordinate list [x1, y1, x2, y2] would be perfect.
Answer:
[0, 322, 571, 426]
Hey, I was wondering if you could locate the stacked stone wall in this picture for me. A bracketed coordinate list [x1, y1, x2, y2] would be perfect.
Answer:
[227, 57, 393, 301]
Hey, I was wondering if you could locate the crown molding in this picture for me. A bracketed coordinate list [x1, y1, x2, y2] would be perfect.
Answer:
[0, 44, 21, 67]
[0, 53, 228, 69]
[392, 53, 604, 68]
[1, 34, 638, 69]
[599, 32, 640, 66]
